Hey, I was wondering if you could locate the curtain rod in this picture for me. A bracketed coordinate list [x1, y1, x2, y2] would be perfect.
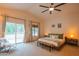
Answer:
[6, 16, 25, 20]
[1, 15, 25, 20]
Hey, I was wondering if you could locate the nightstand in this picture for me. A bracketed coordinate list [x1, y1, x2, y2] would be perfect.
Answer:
[78, 40, 79, 46]
[65, 37, 78, 46]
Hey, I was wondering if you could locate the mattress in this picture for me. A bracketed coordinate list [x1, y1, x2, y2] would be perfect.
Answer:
[38, 37, 65, 47]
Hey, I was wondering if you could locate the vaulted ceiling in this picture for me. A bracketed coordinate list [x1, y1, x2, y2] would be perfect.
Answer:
[0, 3, 79, 20]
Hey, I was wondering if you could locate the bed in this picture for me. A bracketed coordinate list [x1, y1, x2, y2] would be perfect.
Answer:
[37, 34, 65, 50]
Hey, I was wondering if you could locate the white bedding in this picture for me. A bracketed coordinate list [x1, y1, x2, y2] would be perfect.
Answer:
[38, 37, 65, 47]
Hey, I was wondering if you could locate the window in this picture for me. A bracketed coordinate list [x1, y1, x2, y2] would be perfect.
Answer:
[32, 25, 39, 36]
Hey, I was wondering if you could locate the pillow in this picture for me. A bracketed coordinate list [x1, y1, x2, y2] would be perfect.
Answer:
[51, 34, 63, 39]
[54, 35, 59, 39]
[58, 34, 63, 39]
[50, 35, 55, 39]
[50, 35, 59, 40]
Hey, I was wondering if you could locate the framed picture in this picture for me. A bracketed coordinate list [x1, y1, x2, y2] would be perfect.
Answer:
[58, 23, 62, 28]
[52, 24, 55, 27]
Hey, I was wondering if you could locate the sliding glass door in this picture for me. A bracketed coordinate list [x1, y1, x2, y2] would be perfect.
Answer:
[5, 22, 16, 44]
[5, 22, 25, 44]
[16, 24, 25, 43]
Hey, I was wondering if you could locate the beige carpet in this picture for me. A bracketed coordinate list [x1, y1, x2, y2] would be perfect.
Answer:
[0, 42, 79, 56]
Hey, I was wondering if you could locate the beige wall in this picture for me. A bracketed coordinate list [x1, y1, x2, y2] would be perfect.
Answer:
[0, 7, 44, 42]
[44, 4, 79, 39]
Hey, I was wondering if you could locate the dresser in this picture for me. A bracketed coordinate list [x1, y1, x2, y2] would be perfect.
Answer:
[65, 37, 79, 46]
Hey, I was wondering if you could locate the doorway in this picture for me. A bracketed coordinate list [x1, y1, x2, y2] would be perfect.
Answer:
[5, 22, 25, 44]
[31, 22, 40, 41]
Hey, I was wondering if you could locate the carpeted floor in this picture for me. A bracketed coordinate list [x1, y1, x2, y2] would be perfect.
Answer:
[0, 42, 79, 56]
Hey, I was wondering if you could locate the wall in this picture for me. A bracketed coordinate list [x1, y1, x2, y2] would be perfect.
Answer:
[44, 4, 79, 39]
[0, 6, 44, 42]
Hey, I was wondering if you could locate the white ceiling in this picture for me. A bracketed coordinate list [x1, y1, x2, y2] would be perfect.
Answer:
[0, 3, 79, 20]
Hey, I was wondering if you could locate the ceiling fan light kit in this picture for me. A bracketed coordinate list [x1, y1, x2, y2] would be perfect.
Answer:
[39, 3, 66, 14]
[49, 8, 54, 11]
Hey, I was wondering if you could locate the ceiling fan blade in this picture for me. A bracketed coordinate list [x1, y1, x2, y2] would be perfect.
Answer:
[54, 3, 66, 8]
[50, 11, 52, 14]
[54, 9, 61, 11]
[51, 3, 54, 5]
[41, 9, 49, 13]
[40, 5, 49, 8]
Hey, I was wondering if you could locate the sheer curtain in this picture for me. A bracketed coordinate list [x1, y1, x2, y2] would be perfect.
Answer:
[24, 18, 27, 43]
[1, 16, 6, 37]
[24, 20, 31, 42]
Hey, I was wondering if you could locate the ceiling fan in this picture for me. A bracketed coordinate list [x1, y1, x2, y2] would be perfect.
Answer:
[39, 3, 66, 14]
